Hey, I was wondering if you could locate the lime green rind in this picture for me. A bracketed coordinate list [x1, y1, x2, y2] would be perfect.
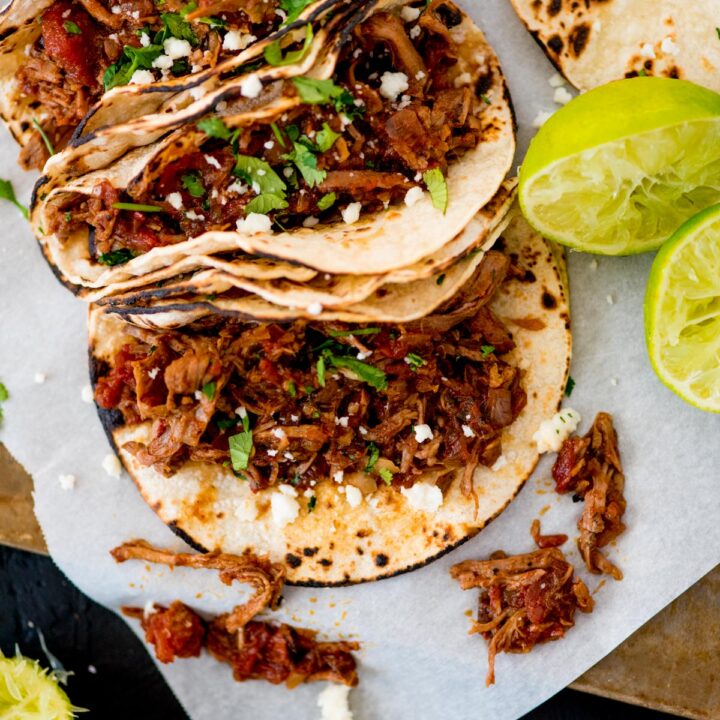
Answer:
[645, 204, 720, 413]
[0, 655, 75, 720]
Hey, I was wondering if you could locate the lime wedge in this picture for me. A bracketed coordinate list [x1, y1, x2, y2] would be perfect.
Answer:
[0, 655, 74, 720]
[645, 204, 720, 412]
[520, 78, 720, 255]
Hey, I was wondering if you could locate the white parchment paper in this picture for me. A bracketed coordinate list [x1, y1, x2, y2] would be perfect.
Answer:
[1, 2, 719, 718]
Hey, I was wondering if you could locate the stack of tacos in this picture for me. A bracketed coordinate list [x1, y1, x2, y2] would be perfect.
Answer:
[15, 0, 572, 584]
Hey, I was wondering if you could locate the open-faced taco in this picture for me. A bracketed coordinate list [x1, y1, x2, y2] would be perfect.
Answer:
[32, 0, 515, 304]
[510, 0, 720, 92]
[89, 213, 571, 585]
[0, 0, 344, 170]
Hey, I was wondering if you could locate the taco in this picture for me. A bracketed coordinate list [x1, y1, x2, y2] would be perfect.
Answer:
[32, 0, 515, 301]
[89, 214, 571, 585]
[0, 0, 343, 170]
[510, 0, 720, 92]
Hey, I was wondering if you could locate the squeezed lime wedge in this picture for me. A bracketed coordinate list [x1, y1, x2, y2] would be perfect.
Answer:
[520, 77, 720, 255]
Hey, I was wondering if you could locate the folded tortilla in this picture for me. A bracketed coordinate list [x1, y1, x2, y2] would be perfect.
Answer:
[89, 214, 571, 585]
[510, 0, 720, 92]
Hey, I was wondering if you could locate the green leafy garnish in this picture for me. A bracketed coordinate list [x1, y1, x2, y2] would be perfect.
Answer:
[161, 12, 198, 45]
[279, 0, 314, 24]
[481, 344, 495, 357]
[103, 45, 163, 90]
[270, 122, 287, 148]
[481, 94, 492, 105]
[197, 116, 232, 139]
[32, 119, 55, 156]
[317, 192, 336, 211]
[64, 20, 82, 34]
[287, 380, 297, 398]
[201, 381, 216, 400]
[216, 414, 240, 430]
[112, 202, 164, 213]
[316, 356, 326, 387]
[0, 381, 8, 424]
[325, 354, 387, 391]
[244, 193, 289, 214]
[436, 273, 446, 286]
[198, 16, 226, 28]
[405, 353, 426, 371]
[564, 376, 576, 397]
[291, 77, 361, 117]
[378, 467, 394, 485]
[314, 122, 340, 153]
[423, 168, 448, 213]
[328, 328, 380, 337]
[282, 141, 326, 187]
[307, 494, 317, 512]
[98, 248, 135, 266]
[234, 155, 287, 196]
[263, 24, 313, 67]
[364, 442, 380, 473]
[0, 179, 29, 220]
[182, 172, 205, 198]
[229, 414, 253, 472]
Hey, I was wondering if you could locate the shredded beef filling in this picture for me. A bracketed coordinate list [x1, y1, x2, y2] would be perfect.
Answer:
[50, 0, 493, 260]
[15, 0, 282, 169]
[123, 602, 359, 686]
[450, 547, 594, 686]
[552, 412, 627, 580]
[95, 251, 526, 496]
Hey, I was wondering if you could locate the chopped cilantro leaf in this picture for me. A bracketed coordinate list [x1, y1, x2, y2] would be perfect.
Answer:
[565, 376, 576, 397]
[229, 427, 253, 472]
[307, 495, 317, 512]
[244, 192, 288, 214]
[316, 356, 326, 387]
[234, 155, 287, 196]
[291, 77, 359, 118]
[436, 273, 446, 286]
[111, 202, 164, 212]
[481, 94, 491, 105]
[481, 345, 495, 357]
[271, 122, 287, 148]
[279, 0, 314, 24]
[201, 381, 216, 400]
[32, 119, 55, 157]
[282, 141, 326, 187]
[182, 172, 205, 198]
[287, 380, 297, 398]
[98, 248, 135, 266]
[197, 116, 232, 140]
[103, 44, 163, 90]
[317, 192, 336, 211]
[264, 24, 313, 67]
[0, 179, 29, 220]
[328, 327, 380, 337]
[0, 381, 7, 424]
[365, 442, 380, 473]
[378, 467, 393, 485]
[405, 353, 426, 371]
[326, 354, 387, 391]
[198, 16, 226, 28]
[64, 20, 82, 34]
[161, 12, 198, 45]
[423, 168, 448, 213]
[315, 122, 341, 153]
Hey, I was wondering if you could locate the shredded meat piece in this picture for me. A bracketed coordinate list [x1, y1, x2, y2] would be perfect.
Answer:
[123, 601, 206, 663]
[450, 548, 594, 685]
[207, 618, 360, 687]
[95, 253, 527, 496]
[111, 540, 286, 626]
[123, 601, 360, 687]
[552, 413, 626, 580]
[530, 519, 568, 549]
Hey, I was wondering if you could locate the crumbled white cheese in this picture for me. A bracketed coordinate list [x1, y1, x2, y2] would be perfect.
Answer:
[333, 470, 344, 484]
[194, 390, 204, 401]
[205, 154, 221, 169]
[492, 455, 508, 472]
[148, 367, 159, 380]
[453, 71, 472, 88]
[379, 71, 409, 101]
[271, 427, 287, 440]
[610, 377, 619, 387]
[356, 351, 370, 361]
[401, 482, 443, 513]
[409, 24, 421, 39]
[111, 5, 121, 14]
[532, 110, 553, 128]
[341, 202, 362, 225]
[461, 424, 475, 438]
[358, 426, 368, 436]
[413, 423, 433, 443]
[130, 69, 154, 85]
[661, 37, 677, 55]
[164, 37, 192, 59]
[278, 483, 298, 497]
[152, 54, 174, 70]
[34, 373, 47, 384]
[139, 32, 151, 48]
[606, 294, 615, 305]
[102, 454, 122, 478]
[303, 216, 320, 228]
[400, 5, 420, 22]
[335, 416, 349, 428]
[58, 474, 76, 490]
[227, 181, 248, 195]
[166, 192, 184, 210]
[345, 485, 363, 508]
[234, 406, 247, 419]
[81, 385, 94, 403]
[143, 600, 156, 619]
[592, 20, 602, 32]
[185, 210, 205, 221]
[404, 186, 424, 207]
[306, 302, 323, 316]
[548, 73, 566, 88]
[640, 42, 656, 59]
[367, 494, 380, 510]
[240, 74, 263, 99]
[532, 408, 581, 454]
[236, 213, 273, 234]
[553, 87, 573, 105]
[189, 84, 206, 104]
[267, 449, 278, 457]
[236, 496, 258, 521]
[271, 492, 300, 527]
[283, 451, 295, 461]
[290, 415, 299, 423]
[223, 30, 256, 51]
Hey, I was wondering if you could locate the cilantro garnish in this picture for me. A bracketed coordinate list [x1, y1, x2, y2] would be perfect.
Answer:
[244, 193, 288, 214]
[287, 380, 297, 398]
[98, 248, 135, 266]
[365, 442, 380, 473]
[291, 77, 362, 118]
[64, 20, 81, 35]
[0, 382, 8, 424]
[197, 16, 226, 28]
[282, 141, 326, 187]
[234, 155, 287, 196]
[436, 273, 446, 286]
[325, 353, 387, 390]
[197, 116, 232, 140]
[161, 12, 198, 45]
[307, 494, 317, 512]
[229, 413, 253, 472]
[112, 202, 164, 213]
[378, 467, 394, 485]
[263, 24, 313, 67]
[32, 119, 55, 157]
[564, 376, 576, 397]
[328, 328, 380, 337]
[423, 168, 448, 213]
[182, 172, 205, 198]
[201, 381, 216, 400]
[316, 356, 326, 387]
[279, 0, 314, 24]
[481, 345, 495, 357]
[314, 122, 340, 153]
[317, 192, 336, 211]
[405, 353, 426, 371]
[271, 122, 287, 148]
[0, 179, 29, 220]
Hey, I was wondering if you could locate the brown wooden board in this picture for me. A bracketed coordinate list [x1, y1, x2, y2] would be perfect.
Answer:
[0, 443, 717, 717]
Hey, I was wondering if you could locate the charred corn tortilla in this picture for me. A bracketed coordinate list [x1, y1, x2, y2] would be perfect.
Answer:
[510, 0, 720, 92]
[89, 215, 571, 585]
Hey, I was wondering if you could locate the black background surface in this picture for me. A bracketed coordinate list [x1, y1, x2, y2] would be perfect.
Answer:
[1, 547, 676, 720]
